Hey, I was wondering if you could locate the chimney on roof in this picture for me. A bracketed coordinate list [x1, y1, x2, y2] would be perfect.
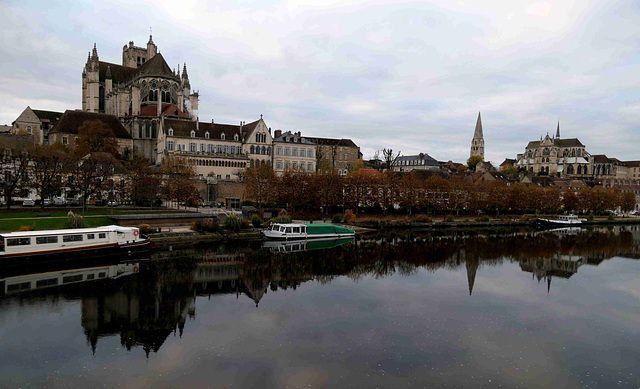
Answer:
[268, 127, 271, 135]
[212, 119, 214, 124]
[275, 130, 282, 138]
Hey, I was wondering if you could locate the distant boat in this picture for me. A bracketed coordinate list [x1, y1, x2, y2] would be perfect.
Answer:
[262, 223, 355, 240]
[0, 225, 150, 260]
[536, 214, 585, 226]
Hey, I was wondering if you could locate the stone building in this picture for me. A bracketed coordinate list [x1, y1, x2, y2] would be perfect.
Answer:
[81, 36, 198, 162]
[307, 137, 361, 175]
[157, 118, 249, 181]
[470, 112, 484, 160]
[515, 123, 590, 178]
[11, 107, 62, 145]
[49, 110, 133, 155]
[241, 117, 273, 168]
[272, 130, 316, 175]
[391, 153, 439, 172]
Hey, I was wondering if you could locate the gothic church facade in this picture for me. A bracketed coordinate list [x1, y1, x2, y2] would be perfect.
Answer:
[82, 35, 198, 162]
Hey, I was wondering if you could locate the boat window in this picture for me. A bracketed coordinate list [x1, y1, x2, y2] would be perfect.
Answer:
[7, 282, 30, 292]
[36, 278, 58, 287]
[99, 233, 106, 239]
[87, 234, 95, 239]
[36, 236, 58, 244]
[86, 274, 95, 280]
[293, 227, 300, 233]
[7, 238, 31, 246]
[63, 274, 83, 284]
[302, 226, 306, 234]
[63, 235, 83, 242]
[98, 272, 106, 278]
[286, 227, 292, 233]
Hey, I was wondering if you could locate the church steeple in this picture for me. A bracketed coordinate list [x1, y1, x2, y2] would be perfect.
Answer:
[470, 112, 485, 159]
[556, 121, 560, 138]
[466, 259, 478, 296]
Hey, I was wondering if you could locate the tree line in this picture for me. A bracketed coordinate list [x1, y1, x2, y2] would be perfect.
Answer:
[244, 165, 637, 216]
[0, 120, 200, 210]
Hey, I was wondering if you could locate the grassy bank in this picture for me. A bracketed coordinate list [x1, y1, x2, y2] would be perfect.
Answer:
[0, 216, 114, 232]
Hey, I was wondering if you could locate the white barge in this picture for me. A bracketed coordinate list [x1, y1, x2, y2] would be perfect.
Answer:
[536, 214, 586, 226]
[262, 223, 355, 240]
[0, 225, 150, 260]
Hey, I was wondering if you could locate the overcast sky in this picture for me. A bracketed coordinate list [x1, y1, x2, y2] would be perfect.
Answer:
[1, 0, 639, 164]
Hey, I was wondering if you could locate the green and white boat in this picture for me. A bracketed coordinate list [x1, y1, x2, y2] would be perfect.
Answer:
[262, 223, 355, 240]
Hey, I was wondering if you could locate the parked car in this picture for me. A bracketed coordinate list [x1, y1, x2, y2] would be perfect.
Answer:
[67, 199, 82, 206]
[43, 199, 52, 207]
[53, 197, 67, 206]
[107, 201, 119, 207]
[93, 199, 106, 206]
[22, 199, 35, 207]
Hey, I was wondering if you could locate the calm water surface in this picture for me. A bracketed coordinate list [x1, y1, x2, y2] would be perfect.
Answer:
[1, 226, 639, 388]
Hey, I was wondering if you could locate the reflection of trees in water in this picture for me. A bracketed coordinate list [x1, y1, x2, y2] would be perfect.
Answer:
[11, 226, 635, 356]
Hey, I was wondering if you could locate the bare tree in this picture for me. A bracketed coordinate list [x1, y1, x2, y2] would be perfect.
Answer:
[382, 148, 401, 171]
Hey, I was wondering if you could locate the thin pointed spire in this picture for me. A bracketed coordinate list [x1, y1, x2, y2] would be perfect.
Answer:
[182, 63, 188, 79]
[473, 112, 483, 139]
[556, 120, 560, 138]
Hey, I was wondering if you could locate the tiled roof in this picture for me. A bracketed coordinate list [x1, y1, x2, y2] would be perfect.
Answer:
[500, 158, 516, 166]
[526, 138, 585, 149]
[32, 109, 63, 123]
[556, 138, 584, 147]
[164, 118, 243, 140]
[273, 131, 315, 145]
[396, 153, 438, 166]
[592, 154, 612, 164]
[52, 110, 131, 139]
[308, 137, 358, 148]
[98, 53, 176, 83]
[623, 160, 640, 167]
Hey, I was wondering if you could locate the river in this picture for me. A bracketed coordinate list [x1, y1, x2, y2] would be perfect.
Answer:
[1, 226, 639, 388]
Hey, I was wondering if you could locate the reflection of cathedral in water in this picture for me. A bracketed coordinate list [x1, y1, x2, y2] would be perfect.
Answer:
[3, 226, 639, 356]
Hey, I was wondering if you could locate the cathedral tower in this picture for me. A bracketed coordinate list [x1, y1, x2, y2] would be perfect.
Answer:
[470, 112, 484, 160]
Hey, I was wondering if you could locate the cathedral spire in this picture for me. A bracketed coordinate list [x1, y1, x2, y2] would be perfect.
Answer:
[182, 63, 189, 79]
[473, 112, 483, 139]
[556, 120, 560, 138]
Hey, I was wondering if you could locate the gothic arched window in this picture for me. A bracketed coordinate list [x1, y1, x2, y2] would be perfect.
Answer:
[250, 145, 255, 154]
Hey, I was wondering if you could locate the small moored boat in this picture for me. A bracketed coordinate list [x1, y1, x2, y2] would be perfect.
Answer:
[536, 214, 585, 226]
[0, 225, 150, 260]
[262, 223, 355, 240]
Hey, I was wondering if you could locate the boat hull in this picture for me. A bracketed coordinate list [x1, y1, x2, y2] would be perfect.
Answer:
[1, 238, 151, 263]
[536, 218, 583, 226]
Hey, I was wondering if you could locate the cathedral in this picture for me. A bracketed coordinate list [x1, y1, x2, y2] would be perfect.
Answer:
[82, 35, 199, 162]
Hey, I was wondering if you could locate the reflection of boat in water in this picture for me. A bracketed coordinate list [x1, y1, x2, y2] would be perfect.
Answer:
[536, 214, 585, 227]
[0, 225, 150, 262]
[262, 223, 355, 240]
[536, 226, 584, 235]
[0, 261, 140, 296]
[263, 237, 354, 253]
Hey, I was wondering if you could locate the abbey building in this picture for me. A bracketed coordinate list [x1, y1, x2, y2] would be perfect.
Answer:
[82, 35, 199, 162]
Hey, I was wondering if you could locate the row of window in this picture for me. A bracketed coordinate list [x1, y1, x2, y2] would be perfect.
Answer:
[275, 147, 314, 157]
[255, 133, 268, 143]
[171, 129, 240, 142]
[6, 233, 107, 247]
[167, 142, 243, 155]
[275, 161, 314, 171]
[138, 121, 157, 139]
[249, 145, 271, 155]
